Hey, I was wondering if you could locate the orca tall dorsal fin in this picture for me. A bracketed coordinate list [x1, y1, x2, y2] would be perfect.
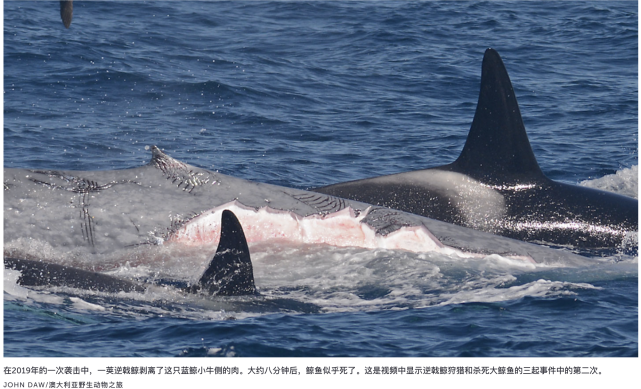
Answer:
[196, 210, 257, 296]
[450, 48, 546, 184]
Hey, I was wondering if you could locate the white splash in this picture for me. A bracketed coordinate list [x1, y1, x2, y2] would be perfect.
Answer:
[3, 268, 66, 305]
[69, 297, 107, 311]
[437, 279, 601, 306]
[580, 165, 638, 199]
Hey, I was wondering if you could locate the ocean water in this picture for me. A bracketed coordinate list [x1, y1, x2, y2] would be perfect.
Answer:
[2, 1, 638, 358]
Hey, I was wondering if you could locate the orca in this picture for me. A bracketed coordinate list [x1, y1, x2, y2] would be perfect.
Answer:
[5, 210, 257, 296]
[60, 0, 73, 28]
[4, 145, 593, 268]
[5, 257, 145, 294]
[314, 48, 637, 255]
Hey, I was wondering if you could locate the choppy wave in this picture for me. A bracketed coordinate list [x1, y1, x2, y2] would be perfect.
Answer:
[4, 243, 636, 323]
[581, 165, 638, 199]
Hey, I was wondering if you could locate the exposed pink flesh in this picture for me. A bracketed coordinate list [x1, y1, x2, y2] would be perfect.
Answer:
[167, 202, 536, 263]
[168, 202, 447, 253]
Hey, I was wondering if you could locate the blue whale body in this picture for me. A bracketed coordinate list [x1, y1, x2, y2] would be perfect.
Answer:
[314, 49, 637, 255]
[4, 144, 595, 270]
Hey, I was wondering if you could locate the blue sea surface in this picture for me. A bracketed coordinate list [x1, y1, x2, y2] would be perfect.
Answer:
[3, 1, 638, 357]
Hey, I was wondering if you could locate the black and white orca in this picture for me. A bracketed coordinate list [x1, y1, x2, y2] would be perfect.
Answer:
[315, 49, 637, 254]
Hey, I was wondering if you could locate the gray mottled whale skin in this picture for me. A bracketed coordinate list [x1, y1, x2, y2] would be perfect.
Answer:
[4, 147, 590, 267]
[315, 49, 638, 254]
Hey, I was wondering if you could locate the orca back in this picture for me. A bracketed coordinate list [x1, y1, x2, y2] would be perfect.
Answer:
[4, 257, 144, 293]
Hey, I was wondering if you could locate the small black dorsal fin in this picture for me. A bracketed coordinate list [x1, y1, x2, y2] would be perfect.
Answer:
[450, 48, 545, 183]
[196, 210, 257, 296]
[60, 1, 73, 28]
